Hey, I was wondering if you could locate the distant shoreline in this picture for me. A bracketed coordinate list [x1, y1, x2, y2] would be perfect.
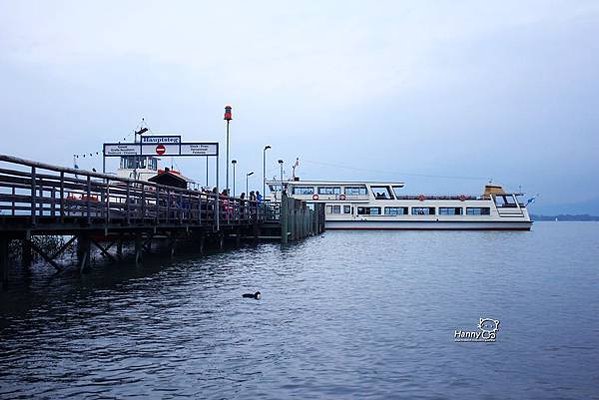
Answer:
[531, 214, 599, 222]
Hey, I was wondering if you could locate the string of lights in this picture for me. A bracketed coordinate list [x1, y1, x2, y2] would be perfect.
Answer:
[73, 118, 151, 168]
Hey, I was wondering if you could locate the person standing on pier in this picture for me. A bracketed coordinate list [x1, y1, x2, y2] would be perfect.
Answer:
[249, 191, 257, 220]
[240, 192, 246, 221]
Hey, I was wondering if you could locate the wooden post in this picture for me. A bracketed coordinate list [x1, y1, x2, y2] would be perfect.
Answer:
[106, 184, 111, 227]
[155, 188, 160, 225]
[51, 187, 56, 217]
[86, 175, 91, 225]
[141, 183, 146, 223]
[290, 203, 297, 241]
[60, 171, 65, 223]
[166, 189, 171, 224]
[11, 186, 15, 216]
[178, 193, 183, 224]
[31, 166, 36, 225]
[126, 181, 131, 225]
[38, 182, 43, 217]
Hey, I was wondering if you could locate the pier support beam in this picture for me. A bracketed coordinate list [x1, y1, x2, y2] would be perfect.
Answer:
[134, 234, 143, 266]
[198, 233, 205, 255]
[1, 236, 9, 289]
[169, 234, 177, 258]
[116, 236, 123, 260]
[218, 233, 225, 251]
[76, 234, 91, 273]
[21, 237, 33, 269]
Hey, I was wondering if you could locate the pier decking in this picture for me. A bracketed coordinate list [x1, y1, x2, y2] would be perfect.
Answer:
[0, 155, 324, 286]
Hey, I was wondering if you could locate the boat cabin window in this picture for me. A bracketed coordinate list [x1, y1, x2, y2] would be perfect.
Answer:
[371, 186, 394, 200]
[384, 207, 408, 216]
[292, 186, 314, 195]
[326, 205, 341, 214]
[344, 186, 368, 196]
[318, 186, 341, 195]
[392, 186, 404, 197]
[466, 207, 491, 215]
[493, 195, 517, 208]
[343, 205, 351, 214]
[120, 156, 157, 170]
[357, 207, 381, 215]
[439, 207, 463, 215]
[411, 207, 435, 215]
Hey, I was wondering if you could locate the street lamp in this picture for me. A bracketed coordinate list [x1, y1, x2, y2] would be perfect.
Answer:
[231, 160, 237, 197]
[246, 171, 254, 195]
[263, 145, 271, 197]
[224, 105, 233, 192]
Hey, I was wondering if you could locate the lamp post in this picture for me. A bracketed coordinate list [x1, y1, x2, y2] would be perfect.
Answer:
[246, 171, 254, 195]
[277, 159, 284, 200]
[231, 159, 237, 197]
[205, 156, 209, 187]
[224, 105, 233, 192]
[262, 145, 271, 197]
[278, 159, 284, 183]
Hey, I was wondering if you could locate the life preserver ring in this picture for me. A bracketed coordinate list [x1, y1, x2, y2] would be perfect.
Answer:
[418, 194, 426, 202]
[459, 194, 467, 202]
[339, 194, 346, 201]
[312, 194, 319, 201]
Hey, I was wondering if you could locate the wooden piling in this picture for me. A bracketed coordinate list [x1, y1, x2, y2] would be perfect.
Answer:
[281, 192, 289, 244]
[21, 237, 33, 269]
[1, 236, 8, 289]
[77, 234, 91, 273]
[116, 236, 123, 260]
[134, 234, 143, 266]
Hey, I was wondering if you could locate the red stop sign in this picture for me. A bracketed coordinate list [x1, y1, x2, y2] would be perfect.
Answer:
[155, 144, 166, 155]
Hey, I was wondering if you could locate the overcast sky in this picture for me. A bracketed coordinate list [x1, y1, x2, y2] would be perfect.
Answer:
[1, 1, 598, 212]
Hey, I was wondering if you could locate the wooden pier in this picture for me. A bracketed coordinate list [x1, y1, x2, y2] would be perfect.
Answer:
[0, 155, 325, 287]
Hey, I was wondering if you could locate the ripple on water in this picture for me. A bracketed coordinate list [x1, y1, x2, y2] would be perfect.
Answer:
[1, 223, 599, 399]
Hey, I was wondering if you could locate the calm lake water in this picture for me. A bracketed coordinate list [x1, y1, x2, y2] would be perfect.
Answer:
[1, 222, 598, 399]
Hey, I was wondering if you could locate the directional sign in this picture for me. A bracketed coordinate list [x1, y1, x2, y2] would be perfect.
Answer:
[180, 143, 218, 156]
[104, 142, 218, 157]
[103, 143, 141, 156]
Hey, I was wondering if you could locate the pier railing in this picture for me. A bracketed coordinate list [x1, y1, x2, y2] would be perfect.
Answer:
[0, 154, 268, 232]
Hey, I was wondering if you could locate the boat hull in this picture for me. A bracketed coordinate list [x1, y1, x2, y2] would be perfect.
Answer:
[325, 220, 532, 231]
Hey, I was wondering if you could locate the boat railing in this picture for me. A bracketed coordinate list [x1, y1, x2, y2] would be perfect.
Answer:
[394, 195, 482, 201]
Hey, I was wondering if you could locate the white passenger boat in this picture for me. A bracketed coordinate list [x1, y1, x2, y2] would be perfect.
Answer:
[267, 180, 532, 230]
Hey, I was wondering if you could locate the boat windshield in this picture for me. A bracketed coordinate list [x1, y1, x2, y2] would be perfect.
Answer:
[371, 186, 394, 200]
